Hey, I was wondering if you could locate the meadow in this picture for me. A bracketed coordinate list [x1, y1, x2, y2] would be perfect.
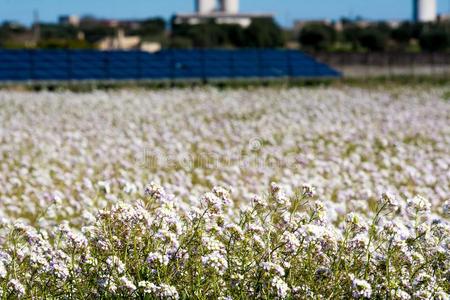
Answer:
[0, 86, 449, 299]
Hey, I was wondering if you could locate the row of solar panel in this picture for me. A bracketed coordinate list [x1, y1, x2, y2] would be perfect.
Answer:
[0, 71, 338, 80]
[0, 49, 310, 57]
[0, 57, 314, 65]
[0, 50, 340, 81]
[0, 61, 320, 67]
[0, 50, 318, 67]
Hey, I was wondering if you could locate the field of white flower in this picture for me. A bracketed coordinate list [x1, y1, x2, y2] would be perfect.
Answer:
[0, 87, 449, 299]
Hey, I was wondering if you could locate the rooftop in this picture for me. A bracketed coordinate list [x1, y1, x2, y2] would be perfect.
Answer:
[175, 12, 273, 18]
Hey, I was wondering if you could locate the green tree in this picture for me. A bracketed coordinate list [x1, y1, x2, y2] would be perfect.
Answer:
[40, 24, 78, 40]
[419, 29, 449, 52]
[223, 25, 247, 47]
[37, 39, 93, 49]
[243, 18, 285, 48]
[169, 36, 193, 49]
[357, 29, 388, 52]
[299, 24, 336, 51]
[341, 23, 363, 50]
[391, 22, 414, 48]
[82, 26, 116, 44]
[172, 22, 229, 48]
[128, 18, 166, 38]
[171, 17, 283, 48]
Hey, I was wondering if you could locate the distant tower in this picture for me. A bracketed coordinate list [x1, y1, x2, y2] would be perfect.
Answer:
[413, 0, 437, 22]
[33, 9, 40, 44]
[222, 0, 239, 14]
[196, 0, 216, 14]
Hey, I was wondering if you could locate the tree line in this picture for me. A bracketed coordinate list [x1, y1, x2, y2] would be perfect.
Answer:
[299, 20, 450, 52]
[1, 17, 449, 52]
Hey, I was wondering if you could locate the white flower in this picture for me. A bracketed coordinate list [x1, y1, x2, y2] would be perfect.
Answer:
[98, 277, 117, 293]
[137, 280, 179, 299]
[351, 277, 372, 298]
[50, 259, 70, 280]
[262, 262, 285, 277]
[434, 291, 449, 300]
[119, 276, 136, 292]
[8, 279, 25, 296]
[212, 186, 232, 206]
[270, 182, 290, 206]
[147, 252, 170, 267]
[281, 231, 300, 253]
[123, 182, 137, 194]
[271, 276, 290, 299]
[345, 213, 368, 233]
[349, 234, 369, 251]
[138, 281, 158, 294]
[390, 289, 411, 300]
[413, 290, 432, 300]
[412, 272, 434, 289]
[52, 190, 65, 204]
[225, 223, 244, 239]
[152, 284, 179, 299]
[247, 224, 264, 234]
[106, 256, 126, 274]
[251, 194, 268, 208]
[145, 182, 166, 201]
[202, 192, 224, 213]
[1, 88, 450, 299]
[442, 200, 450, 215]
[302, 184, 316, 197]
[379, 192, 399, 209]
[98, 181, 111, 194]
[0, 261, 6, 278]
[201, 251, 228, 275]
[406, 195, 431, 215]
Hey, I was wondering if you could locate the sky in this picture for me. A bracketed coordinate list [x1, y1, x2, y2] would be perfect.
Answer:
[1, 0, 449, 27]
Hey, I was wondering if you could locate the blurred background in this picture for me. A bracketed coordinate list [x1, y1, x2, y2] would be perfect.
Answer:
[0, 0, 449, 78]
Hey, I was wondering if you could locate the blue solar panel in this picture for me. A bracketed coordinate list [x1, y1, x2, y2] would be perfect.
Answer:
[34, 61, 70, 69]
[33, 70, 70, 80]
[0, 49, 340, 81]
[0, 62, 31, 69]
[204, 50, 232, 60]
[0, 70, 31, 80]
[204, 70, 232, 78]
[71, 70, 107, 80]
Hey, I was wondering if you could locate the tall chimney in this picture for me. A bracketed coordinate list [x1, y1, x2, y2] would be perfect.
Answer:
[222, 0, 239, 14]
[196, 0, 216, 14]
[413, 0, 437, 22]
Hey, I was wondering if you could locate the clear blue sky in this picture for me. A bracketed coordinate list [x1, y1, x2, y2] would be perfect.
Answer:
[1, 0, 449, 27]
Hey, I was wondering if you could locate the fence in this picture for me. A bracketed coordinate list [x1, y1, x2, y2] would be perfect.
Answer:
[0, 49, 340, 82]
[314, 52, 450, 78]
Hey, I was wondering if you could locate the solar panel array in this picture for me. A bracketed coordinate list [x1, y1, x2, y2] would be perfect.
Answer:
[0, 49, 340, 82]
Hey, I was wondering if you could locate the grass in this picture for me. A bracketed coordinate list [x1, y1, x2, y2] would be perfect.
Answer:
[1, 74, 449, 93]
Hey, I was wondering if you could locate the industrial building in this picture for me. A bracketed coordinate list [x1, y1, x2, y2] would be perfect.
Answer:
[58, 15, 80, 27]
[413, 0, 437, 22]
[174, 0, 273, 28]
[195, 0, 241, 15]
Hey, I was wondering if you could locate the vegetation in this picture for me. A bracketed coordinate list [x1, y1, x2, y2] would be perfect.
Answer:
[419, 28, 450, 52]
[298, 20, 450, 52]
[298, 24, 337, 51]
[0, 87, 449, 298]
[1, 16, 449, 52]
[171, 18, 284, 48]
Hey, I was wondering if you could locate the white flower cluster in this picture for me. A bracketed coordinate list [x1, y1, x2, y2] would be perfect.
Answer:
[0, 87, 448, 298]
[351, 276, 372, 299]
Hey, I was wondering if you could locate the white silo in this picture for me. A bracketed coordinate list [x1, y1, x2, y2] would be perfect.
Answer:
[196, 0, 216, 14]
[222, 0, 239, 14]
[413, 0, 437, 22]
